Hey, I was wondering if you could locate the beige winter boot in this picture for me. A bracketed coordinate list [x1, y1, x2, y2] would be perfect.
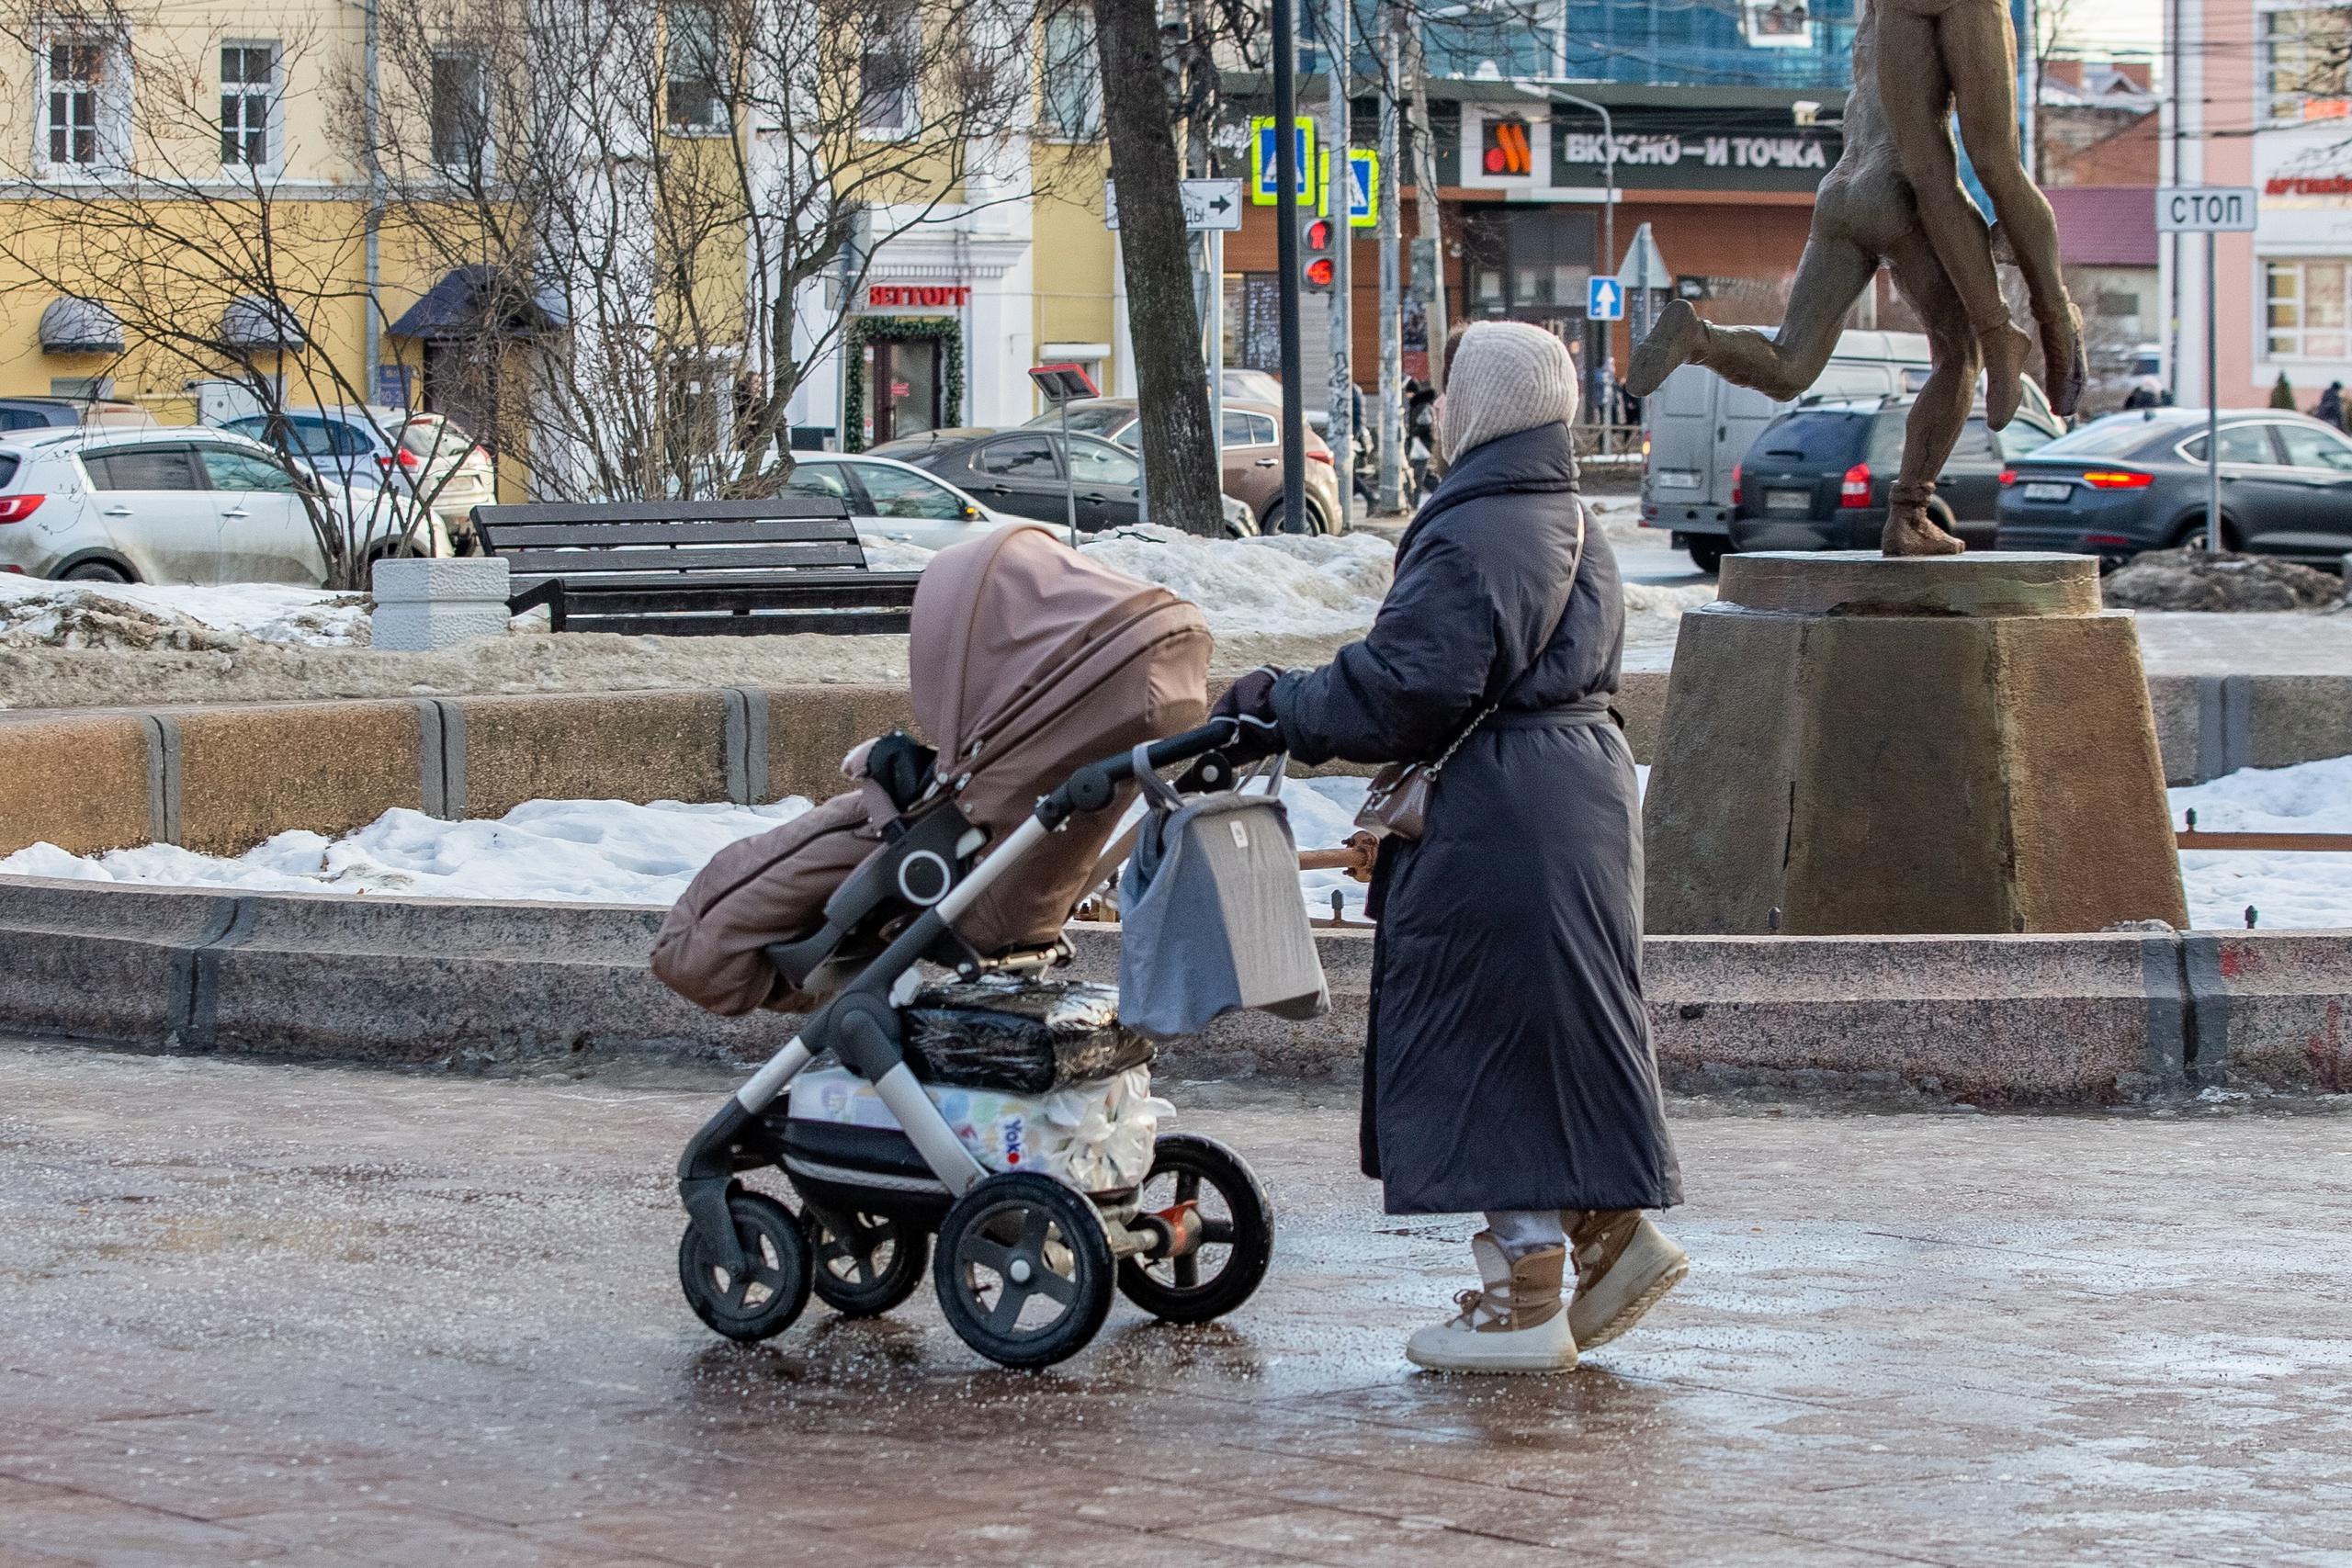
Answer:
[1405, 1231, 1577, 1374]
[1566, 1209, 1690, 1351]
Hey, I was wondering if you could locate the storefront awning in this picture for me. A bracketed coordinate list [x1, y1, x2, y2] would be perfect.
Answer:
[390, 266, 566, 341]
[219, 294, 306, 351]
[38, 296, 122, 355]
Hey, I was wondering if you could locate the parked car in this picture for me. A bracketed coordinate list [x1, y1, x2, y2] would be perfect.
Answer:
[0, 426, 432, 585]
[1217, 368, 1330, 435]
[775, 452, 1013, 553]
[1996, 407, 2352, 569]
[872, 427, 1240, 538]
[1726, 393, 2066, 554]
[0, 396, 157, 432]
[1020, 398, 1346, 535]
[216, 406, 493, 550]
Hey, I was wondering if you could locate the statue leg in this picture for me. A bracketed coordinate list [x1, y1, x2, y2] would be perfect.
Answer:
[1871, 3, 2035, 431]
[1627, 230, 1878, 401]
[1937, 0, 2087, 419]
[1881, 228, 1978, 558]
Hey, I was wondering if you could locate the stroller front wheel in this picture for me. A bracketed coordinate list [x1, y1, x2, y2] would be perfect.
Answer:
[677, 1188, 814, 1343]
[809, 1209, 931, 1318]
[933, 1172, 1114, 1370]
[1116, 1133, 1274, 1325]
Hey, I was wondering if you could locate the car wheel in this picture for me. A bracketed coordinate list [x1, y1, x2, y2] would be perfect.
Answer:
[1686, 540, 1725, 574]
[1261, 502, 1328, 536]
[61, 561, 130, 583]
[2170, 516, 2242, 553]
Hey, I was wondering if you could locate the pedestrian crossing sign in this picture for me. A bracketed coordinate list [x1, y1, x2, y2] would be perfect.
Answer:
[1315, 149, 1380, 228]
[1250, 116, 1318, 205]
[1588, 276, 1624, 321]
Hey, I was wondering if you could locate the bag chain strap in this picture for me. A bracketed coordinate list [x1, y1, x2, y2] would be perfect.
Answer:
[1420, 497, 1589, 784]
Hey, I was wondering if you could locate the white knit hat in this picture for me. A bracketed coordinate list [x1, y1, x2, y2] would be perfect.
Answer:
[1440, 321, 1581, 463]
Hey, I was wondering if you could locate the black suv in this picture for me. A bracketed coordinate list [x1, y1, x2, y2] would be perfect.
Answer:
[1729, 395, 2064, 552]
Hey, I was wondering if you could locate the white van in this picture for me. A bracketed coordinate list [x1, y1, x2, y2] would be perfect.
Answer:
[1639, 330, 1932, 572]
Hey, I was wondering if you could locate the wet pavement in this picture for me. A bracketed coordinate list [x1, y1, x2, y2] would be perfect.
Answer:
[4, 1042, 2350, 1566]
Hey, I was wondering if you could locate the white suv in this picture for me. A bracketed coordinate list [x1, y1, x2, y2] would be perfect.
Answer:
[0, 426, 435, 585]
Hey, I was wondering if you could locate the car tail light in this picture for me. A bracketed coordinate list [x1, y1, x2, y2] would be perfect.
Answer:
[1998, 468, 2017, 487]
[377, 448, 423, 472]
[2081, 468, 2153, 490]
[2, 564, 20, 572]
[1729, 463, 1741, 505]
[1840, 462, 1871, 507]
[2084, 533, 2132, 547]
[0, 494, 45, 524]
[1306, 448, 1333, 465]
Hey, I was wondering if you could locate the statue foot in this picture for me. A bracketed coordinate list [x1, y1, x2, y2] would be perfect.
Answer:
[1627, 298, 1708, 399]
[2039, 303, 2088, 420]
[1981, 323, 2033, 431]
[1883, 506, 1966, 558]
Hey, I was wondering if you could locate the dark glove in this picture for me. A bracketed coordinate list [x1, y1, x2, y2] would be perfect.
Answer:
[1209, 667, 1283, 759]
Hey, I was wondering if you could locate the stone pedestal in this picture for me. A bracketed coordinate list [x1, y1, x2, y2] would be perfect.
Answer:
[370, 558, 511, 651]
[1645, 551, 2188, 935]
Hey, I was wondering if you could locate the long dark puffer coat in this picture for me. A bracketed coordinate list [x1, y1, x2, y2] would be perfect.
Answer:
[1270, 421, 1682, 1215]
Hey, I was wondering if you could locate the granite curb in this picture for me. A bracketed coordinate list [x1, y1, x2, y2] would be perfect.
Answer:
[1, 877, 2342, 1103]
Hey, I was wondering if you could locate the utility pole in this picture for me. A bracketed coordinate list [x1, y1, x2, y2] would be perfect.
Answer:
[1325, 0, 1352, 527]
[1405, 28, 1447, 390]
[1273, 0, 1306, 535]
[1374, 1, 1403, 514]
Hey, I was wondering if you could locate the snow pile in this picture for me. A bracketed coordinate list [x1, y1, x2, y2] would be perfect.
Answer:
[2, 795, 811, 902]
[1077, 525, 1396, 638]
[0, 574, 369, 649]
[2104, 548, 2342, 613]
[2172, 755, 2352, 930]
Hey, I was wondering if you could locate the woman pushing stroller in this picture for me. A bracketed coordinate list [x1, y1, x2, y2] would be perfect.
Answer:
[1216, 321, 1687, 1374]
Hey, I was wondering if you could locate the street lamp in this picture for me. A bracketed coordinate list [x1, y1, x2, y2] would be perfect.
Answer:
[1513, 80, 1615, 417]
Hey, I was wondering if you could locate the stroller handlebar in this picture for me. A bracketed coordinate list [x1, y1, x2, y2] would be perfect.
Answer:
[1037, 718, 1245, 826]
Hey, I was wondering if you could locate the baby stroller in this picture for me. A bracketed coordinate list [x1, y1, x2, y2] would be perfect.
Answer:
[664, 525, 1287, 1369]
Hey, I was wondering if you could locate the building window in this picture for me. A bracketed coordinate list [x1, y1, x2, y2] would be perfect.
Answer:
[859, 6, 917, 136]
[2263, 6, 2352, 122]
[45, 38, 116, 169]
[430, 50, 490, 176]
[2266, 259, 2350, 360]
[220, 42, 277, 167]
[1039, 8, 1099, 141]
[665, 4, 726, 132]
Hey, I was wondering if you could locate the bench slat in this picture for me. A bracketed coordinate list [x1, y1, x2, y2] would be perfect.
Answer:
[473, 499, 851, 526]
[481, 520, 862, 549]
[510, 570, 920, 600]
[498, 545, 865, 575]
[518, 578, 922, 614]
[558, 609, 914, 637]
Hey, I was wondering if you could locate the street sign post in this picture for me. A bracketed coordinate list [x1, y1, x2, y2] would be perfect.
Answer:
[1103, 178, 1245, 233]
[1587, 276, 1624, 321]
[1613, 222, 1671, 373]
[2155, 186, 2258, 552]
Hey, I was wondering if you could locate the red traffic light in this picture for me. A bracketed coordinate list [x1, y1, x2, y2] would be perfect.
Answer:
[1305, 257, 1335, 288]
[1304, 218, 1333, 252]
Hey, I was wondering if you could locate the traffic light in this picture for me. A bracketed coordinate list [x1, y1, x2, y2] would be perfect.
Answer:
[1482, 114, 1533, 177]
[1302, 215, 1334, 293]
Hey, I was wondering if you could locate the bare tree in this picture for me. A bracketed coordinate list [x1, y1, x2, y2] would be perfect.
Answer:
[0, 5, 461, 587]
[356, 0, 1035, 503]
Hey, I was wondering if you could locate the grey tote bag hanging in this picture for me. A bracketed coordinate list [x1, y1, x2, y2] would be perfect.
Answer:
[1116, 750, 1329, 1041]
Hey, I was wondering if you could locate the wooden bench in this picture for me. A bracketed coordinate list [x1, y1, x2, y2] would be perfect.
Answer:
[470, 499, 922, 637]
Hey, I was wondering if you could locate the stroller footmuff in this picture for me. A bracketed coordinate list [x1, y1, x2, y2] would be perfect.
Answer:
[662, 525, 1299, 1369]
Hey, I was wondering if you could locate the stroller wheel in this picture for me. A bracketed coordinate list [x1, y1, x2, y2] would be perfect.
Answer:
[676, 1189, 813, 1343]
[809, 1210, 930, 1318]
[1116, 1134, 1274, 1325]
[933, 1172, 1114, 1370]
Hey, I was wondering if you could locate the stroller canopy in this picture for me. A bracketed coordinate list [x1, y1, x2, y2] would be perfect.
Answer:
[910, 524, 1212, 949]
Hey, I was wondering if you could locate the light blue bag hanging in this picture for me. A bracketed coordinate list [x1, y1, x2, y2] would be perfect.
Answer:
[1116, 749, 1330, 1041]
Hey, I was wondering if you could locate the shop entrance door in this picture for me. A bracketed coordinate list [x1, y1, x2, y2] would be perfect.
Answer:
[867, 334, 944, 445]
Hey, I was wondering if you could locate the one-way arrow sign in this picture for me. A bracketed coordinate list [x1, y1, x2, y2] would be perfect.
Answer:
[1104, 178, 1246, 233]
[1588, 276, 1623, 321]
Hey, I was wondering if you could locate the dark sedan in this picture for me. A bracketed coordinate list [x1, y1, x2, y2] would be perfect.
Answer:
[869, 427, 1146, 535]
[1996, 407, 2352, 568]
[1728, 393, 2064, 552]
